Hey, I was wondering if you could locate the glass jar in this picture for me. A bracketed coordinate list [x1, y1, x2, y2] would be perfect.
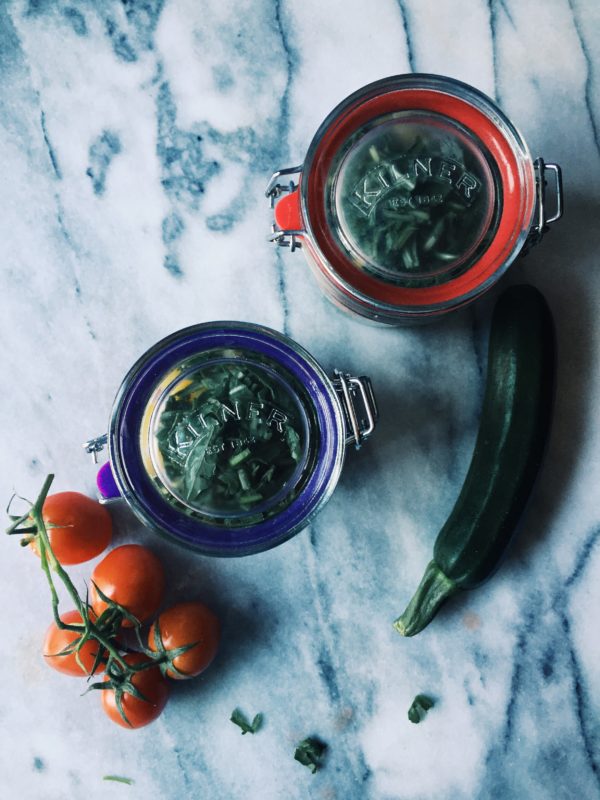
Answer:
[84, 323, 377, 556]
[267, 74, 563, 324]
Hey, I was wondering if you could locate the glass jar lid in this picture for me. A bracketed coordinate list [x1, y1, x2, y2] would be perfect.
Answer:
[327, 111, 499, 286]
[142, 353, 313, 523]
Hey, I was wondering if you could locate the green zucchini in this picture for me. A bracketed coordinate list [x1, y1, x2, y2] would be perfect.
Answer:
[394, 284, 556, 637]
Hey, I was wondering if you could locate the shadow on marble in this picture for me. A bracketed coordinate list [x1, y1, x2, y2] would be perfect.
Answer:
[511, 191, 600, 563]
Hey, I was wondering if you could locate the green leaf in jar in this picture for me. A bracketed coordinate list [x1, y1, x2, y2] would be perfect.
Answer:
[329, 118, 494, 285]
[154, 363, 306, 515]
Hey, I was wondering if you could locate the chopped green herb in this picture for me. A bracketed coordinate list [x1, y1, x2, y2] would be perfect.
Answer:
[328, 116, 497, 287]
[294, 737, 327, 774]
[230, 708, 263, 735]
[153, 362, 307, 517]
[102, 775, 134, 785]
[408, 694, 435, 724]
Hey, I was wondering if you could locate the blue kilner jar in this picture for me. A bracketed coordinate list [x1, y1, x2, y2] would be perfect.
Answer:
[84, 323, 377, 556]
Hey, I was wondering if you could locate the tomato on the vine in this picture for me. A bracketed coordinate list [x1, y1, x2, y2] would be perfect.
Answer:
[148, 601, 220, 679]
[31, 492, 112, 565]
[101, 652, 169, 729]
[43, 609, 103, 677]
[90, 544, 165, 627]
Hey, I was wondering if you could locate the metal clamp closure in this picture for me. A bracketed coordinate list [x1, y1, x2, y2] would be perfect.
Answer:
[332, 372, 378, 449]
[266, 165, 304, 252]
[82, 434, 108, 463]
[523, 158, 563, 254]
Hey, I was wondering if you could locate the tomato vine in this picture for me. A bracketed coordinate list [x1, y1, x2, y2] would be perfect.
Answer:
[6, 475, 203, 727]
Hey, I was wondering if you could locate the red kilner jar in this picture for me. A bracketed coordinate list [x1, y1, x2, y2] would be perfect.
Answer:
[267, 75, 563, 324]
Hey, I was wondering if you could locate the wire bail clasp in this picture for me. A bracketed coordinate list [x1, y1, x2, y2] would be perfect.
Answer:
[266, 166, 304, 252]
[332, 372, 378, 449]
[82, 434, 108, 464]
[523, 158, 563, 254]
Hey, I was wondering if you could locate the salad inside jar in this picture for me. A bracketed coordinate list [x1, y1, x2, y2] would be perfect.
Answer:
[325, 111, 501, 286]
[140, 354, 320, 527]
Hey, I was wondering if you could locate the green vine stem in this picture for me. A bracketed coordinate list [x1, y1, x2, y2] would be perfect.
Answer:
[5, 474, 182, 722]
[16, 476, 134, 671]
[29, 475, 86, 616]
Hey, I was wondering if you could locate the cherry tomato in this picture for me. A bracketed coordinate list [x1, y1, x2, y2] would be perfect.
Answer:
[90, 544, 165, 627]
[43, 609, 103, 677]
[31, 492, 112, 565]
[101, 652, 169, 729]
[148, 601, 221, 679]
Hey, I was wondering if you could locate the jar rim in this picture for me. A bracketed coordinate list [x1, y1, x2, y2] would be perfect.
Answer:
[300, 73, 536, 318]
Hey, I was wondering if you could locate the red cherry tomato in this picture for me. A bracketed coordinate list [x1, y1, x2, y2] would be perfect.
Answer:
[43, 609, 103, 677]
[31, 492, 112, 565]
[101, 652, 169, 729]
[90, 544, 165, 627]
[148, 601, 220, 680]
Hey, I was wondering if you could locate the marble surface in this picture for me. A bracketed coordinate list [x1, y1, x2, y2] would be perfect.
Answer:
[1, 1, 600, 798]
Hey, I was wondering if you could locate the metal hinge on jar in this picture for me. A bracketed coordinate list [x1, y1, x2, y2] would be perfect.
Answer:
[82, 433, 108, 463]
[332, 372, 378, 449]
[265, 166, 304, 252]
[523, 158, 563, 254]
[82, 436, 123, 504]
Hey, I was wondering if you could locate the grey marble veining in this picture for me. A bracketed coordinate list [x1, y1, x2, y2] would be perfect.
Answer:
[1, 1, 600, 799]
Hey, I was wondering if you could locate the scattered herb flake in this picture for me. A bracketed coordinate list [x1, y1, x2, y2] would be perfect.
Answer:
[294, 737, 327, 774]
[230, 708, 263, 735]
[103, 775, 134, 785]
[408, 694, 435, 724]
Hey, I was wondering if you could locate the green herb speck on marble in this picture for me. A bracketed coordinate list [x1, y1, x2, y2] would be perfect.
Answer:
[408, 694, 435, 724]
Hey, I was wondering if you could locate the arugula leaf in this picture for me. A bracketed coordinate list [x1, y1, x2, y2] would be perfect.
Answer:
[103, 775, 134, 785]
[294, 737, 327, 774]
[408, 694, 435, 723]
[230, 708, 263, 735]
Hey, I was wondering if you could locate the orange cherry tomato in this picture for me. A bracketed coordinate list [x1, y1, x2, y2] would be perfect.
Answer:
[90, 544, 165, 627]
[31, 492, 112, 565]
[43, 609, 103, 677]
[101, 652, 169, 729]
[148, 601, 220, 679]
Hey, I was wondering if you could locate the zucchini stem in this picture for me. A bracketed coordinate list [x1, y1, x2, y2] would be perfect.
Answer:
[393, 560, 458, 637]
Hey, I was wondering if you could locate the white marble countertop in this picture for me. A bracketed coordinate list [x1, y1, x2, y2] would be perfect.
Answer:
[2, 1, 600, 798]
